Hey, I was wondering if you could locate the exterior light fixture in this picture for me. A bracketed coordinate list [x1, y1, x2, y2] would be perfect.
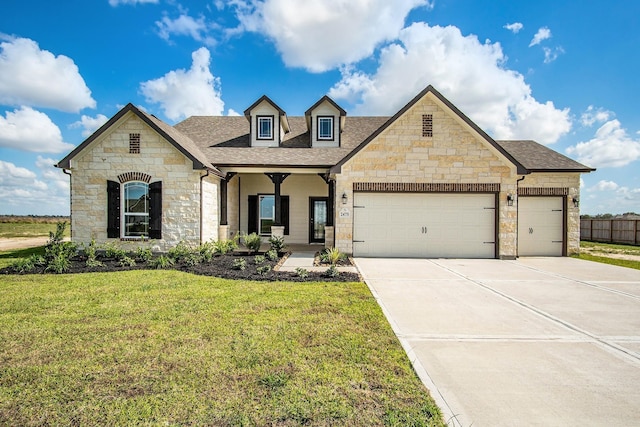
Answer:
[341, 192, 348, 205]
[572, 196, 579, 208]
[506, 193, 514, 206]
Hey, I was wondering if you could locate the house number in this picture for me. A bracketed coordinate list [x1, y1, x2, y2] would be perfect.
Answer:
[339, 208, 350, 218]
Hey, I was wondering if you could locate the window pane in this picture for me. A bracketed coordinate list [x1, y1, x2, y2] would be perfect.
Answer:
[259, 195, 275, 234]
[125, 182, 148, 213]
[125, 214, 148, 237]
[258, 117, 272, 139]
[319, 117, 333, 139]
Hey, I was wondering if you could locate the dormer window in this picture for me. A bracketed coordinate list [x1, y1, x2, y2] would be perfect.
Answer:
[318, 116, 334, 140]
[257, 116, 273, 140]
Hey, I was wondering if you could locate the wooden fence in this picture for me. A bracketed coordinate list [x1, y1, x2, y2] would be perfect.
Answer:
[580, 219, 640, 246]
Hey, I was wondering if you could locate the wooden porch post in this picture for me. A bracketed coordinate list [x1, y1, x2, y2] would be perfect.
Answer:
[265, 173, 290, 226]
[220, 173, 236, 226]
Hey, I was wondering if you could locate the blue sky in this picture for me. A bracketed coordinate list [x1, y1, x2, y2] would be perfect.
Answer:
[1, 0, 639, 215]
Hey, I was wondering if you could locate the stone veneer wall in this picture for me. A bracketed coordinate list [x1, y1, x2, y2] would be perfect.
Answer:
[519, 172, 582, 255]
[69, 113, 206, 251]
[335, 94, 517, 256]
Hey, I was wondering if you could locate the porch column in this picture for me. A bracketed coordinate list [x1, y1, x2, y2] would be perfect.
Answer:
[219, 172, 236, 240]
[265, 173, 290, 225]
[319, 173, 335, 248]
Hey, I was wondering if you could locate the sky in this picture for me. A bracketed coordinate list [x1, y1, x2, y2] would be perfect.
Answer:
[0, 0, 639, 216]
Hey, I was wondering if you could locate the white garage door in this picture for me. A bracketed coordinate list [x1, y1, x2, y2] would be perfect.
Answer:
[353, 193, 496, 258]
[518, 197, 564, 256]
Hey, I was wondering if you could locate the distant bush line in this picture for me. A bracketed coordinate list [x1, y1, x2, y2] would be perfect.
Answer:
[0, 215, 69, 224]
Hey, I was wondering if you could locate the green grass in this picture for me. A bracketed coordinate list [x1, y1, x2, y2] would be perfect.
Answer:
[0, 270, 444, 426]
[0, 221, 69, 238]
[574, 241, 640, 270]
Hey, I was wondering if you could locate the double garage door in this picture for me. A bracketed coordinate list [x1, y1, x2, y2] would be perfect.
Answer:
[353, 193, 496, 258]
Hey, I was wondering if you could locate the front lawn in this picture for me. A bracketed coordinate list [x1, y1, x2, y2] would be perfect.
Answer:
[0, 271, 444, 426]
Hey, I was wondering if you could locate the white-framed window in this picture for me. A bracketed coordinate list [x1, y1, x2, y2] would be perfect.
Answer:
[122, 181, 149, 238]
[317, 116, 334, 140]
[257, 116, 274, 140]
[259, 194, 275, 234]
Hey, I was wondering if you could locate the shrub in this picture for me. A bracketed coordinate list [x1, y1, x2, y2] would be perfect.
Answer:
[44, 222, 76, 273]
[133, 246, 153, 263]
[168, 241, 195, 262]
[268, 236, 287, 253]
[83, 239, 104, 267]
[254, 255, 266, 265]
[119, 256, 136, 267]
[85, 258, 104, 268]
[295, 267, 309, 279]
[243, 233, 262, 254]
[256, 265, 272, 276]
[11, 257, 36, 273]
[45, 254, 71, 274]
[182, 252, 203, 267]
[104, 242, 127, 260]
[232, 258, 247, 271]
[150, 255, 174, 269]
[266, 249, 279, 261]
[213, 238, 238, 255]
[320, 247, 346, 266]
[324, 265, 340, 278]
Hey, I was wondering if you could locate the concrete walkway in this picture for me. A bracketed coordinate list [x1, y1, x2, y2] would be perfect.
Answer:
[278, 249, 358, 274]
[355, 257, 640, 427]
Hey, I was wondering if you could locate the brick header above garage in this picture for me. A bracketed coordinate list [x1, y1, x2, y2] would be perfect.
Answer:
[353, 182, 501, 193]
[518, 187, 568, 196]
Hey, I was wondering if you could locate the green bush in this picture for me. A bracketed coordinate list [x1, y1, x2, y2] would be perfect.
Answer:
[254, 255, 266, 265]
[324, 265, 340, 278]
[11, 257, 36, 273]
[266, 249, 279, 261]
[150, 255, 174, 269]
[232, 258, 247, 271]
[320, 247, 346, 265]
[268, 235, 287, 253]
[104, 242, 127, 260]
[168, 241, 195, 262]
[214, 238, 238, 255]
[133, 246, 153, 262]
[243, 233, 262, 254]
[43, 222, 76, 273]
[295, 267, 309, 279]
[182, 252, 203, 267]
[119, 256, 136, 267]
[256, 265, 272, 276]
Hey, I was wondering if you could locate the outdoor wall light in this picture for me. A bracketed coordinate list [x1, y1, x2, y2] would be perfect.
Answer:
[506, 193, 514, 206]
[341, 192, 348, 205]
[572, 196, 580, 208]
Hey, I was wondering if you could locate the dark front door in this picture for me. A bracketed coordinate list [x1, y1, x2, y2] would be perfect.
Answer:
[309, 197, 328, 243]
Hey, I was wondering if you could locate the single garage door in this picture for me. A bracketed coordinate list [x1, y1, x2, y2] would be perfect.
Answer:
[353, 193, 496, 258]
[518, 197, 564, 256]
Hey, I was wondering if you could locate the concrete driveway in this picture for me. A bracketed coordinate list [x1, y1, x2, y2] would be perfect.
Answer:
[355, 257, 640, 427]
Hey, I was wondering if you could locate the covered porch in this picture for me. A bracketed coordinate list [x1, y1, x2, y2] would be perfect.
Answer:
[217, 169, 337, 248]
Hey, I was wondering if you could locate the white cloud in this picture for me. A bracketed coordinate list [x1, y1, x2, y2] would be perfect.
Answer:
[109, 0, 158, 6]
[70, 114, 109, 137]
[581, 105, 613, 127]
[140, 47, 225, 122]
[504, 22, 523, 34]
[0, 107, 75, 153]
[156, 14, 216, 46]
[227, 108, 241, 116]
[589, 180, 619, 192]
[529, 27, 551, 47]
[231, 0, 430, 72]
[543, 46, 564, 63]
[566, 119, 640, 168]
[329, 23, 571, 144]
[0, 36, 95, 112]
[0, 159, 70, 215]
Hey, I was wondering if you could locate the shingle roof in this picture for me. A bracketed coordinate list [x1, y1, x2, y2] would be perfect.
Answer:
[175, 116, 389, 167]
[495, 140, 595, 172]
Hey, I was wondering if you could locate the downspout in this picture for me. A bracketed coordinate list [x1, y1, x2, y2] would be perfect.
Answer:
[63, 169, 72, 240]
[200, 168, 210, 244]
[515, 175, 526, 258]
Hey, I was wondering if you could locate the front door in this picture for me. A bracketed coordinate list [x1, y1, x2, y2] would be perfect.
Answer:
[309, 197, 328, 243]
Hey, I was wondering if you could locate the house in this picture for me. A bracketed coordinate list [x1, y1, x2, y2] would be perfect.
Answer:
[56, 85, 594, 258]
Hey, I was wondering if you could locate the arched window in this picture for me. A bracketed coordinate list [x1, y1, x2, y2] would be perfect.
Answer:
[123, 181, 149, 237]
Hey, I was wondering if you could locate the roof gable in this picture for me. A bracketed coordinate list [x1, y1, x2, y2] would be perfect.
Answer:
[56, 103, 223, 176]
[243, 95, 290, 133]
[331, 85, 527, 174]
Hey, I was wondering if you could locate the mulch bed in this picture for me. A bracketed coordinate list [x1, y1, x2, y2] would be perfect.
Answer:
[1, 252, 361, 282]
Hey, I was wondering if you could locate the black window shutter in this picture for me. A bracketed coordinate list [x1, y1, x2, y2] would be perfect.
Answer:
[282, 196, 290, 235]
[248, 195, 258, 234]
[149, 181, 162, 239]
[107, 180, 120, 238]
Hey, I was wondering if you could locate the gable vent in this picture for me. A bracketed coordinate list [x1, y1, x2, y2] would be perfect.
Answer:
[129, 133, 141, 154]
[422, 114, 433, 137]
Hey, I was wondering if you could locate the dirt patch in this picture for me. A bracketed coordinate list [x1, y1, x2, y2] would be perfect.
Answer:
[0, 237, 50, 251]
[580, 246, 640, 262]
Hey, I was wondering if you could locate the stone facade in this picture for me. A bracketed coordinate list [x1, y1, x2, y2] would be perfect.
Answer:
[68, 112, 216, 251]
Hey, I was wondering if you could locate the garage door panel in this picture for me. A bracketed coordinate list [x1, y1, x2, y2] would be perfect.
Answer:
[354, 193, 495, 258]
